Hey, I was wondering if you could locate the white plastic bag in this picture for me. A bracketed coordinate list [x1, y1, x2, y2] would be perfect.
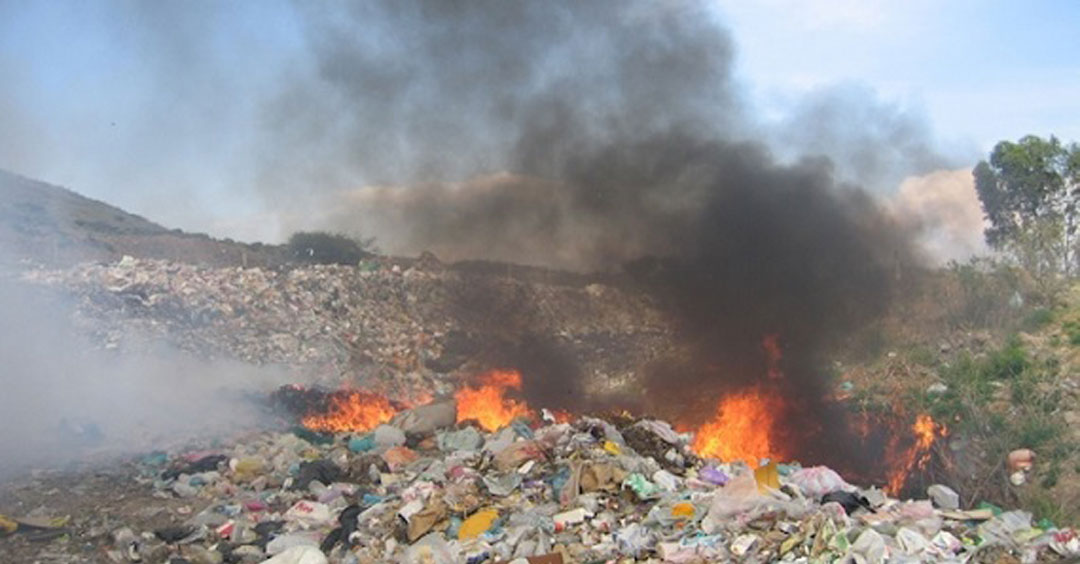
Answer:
[263, 546, 328, 564]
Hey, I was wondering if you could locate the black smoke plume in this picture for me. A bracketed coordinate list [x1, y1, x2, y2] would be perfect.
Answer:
[266, 1, 929, 468]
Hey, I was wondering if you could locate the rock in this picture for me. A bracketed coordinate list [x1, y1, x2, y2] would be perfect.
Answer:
[927, 484, 960, 510]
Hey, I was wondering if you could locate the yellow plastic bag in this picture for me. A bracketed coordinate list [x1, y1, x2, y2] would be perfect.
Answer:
[0, 514, 18, 535]
[232, 456, 265, 482]
[754, 461, 780, 493]
[458, 508, 498, 540]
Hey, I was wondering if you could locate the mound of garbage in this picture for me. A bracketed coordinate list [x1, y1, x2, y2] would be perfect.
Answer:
[21, 257, 672, 387]
[5, 405, 1070, 564]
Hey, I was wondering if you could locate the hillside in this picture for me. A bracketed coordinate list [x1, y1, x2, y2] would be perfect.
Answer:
[0, 169, 287, 267]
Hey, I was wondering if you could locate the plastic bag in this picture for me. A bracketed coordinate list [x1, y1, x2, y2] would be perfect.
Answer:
[438, 427, 484, 452]
[614, 523, 656, 557]
[698, 466, 729, 486]
[702, 473, 805, 533]
[849, 528, 885, 564]
[622, 473, 661, 500]
[702, 473, 763, 527]
[393, 400, 457, 434]
[786, 466, 851, 497]
[403, 532, 456, 564]
[263, 545, 328, 564]
[494, 441, 545, 472]
[458, 508, 499, 540]
[978, 510, 1033, 547]
[283, 501, 334, 528]
[373, 424, 406, 448]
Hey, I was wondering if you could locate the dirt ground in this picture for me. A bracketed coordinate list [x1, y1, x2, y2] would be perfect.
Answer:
[0, 462, 206, 563]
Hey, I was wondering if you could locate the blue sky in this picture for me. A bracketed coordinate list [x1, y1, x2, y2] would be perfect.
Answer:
[717, 1, 1080, 149]
[0, 1, 1077, 242]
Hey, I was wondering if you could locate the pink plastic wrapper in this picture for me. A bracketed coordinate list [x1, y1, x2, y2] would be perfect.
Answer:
[786, 466, 852, 497]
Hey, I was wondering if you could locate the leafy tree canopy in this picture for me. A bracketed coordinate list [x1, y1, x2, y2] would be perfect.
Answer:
[974, 135, 1080, 249]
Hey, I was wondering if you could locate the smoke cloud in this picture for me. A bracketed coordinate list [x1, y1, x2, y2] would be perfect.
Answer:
[261, 3, 926, 385]
[767, 83, 951, 194]
[261, 1, 947, 271]
[247, 2, 927, 474]
[0, 0, 963, 472]
[0, 275, 290, 477]
[888, 168, 988, 263]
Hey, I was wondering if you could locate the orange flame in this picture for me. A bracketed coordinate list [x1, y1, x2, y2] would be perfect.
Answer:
[885, 413, 946, 494]
[455, 370, 531, 431]
[545, 408, 574, 424]
[691, 386, 783, 466]
[688, 336, 787, 466]
[301, 390, 398, 433]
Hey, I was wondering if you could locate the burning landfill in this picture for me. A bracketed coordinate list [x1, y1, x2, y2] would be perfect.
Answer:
[1, 0, 1078, 563]
[0, 257, 1075, 563]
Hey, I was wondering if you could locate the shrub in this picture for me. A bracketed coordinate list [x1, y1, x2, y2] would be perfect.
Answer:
[983, 335, 1028, 380]
[1022, 308, 1054, 331]
[924, 337, 1079, 524]
[907, 345, 937, 367]
[1064, 321, 1080, 345]
[940, 257, 1024, 331]
[287, 231, 375, 265]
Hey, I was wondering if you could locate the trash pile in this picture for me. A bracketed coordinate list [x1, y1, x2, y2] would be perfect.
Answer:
[8, 260, 1078, 563]
[69, 404, 1079, 563]
[21, 257, 671, 386]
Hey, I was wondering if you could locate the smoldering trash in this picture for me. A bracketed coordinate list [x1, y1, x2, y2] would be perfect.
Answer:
[2, 393, 1074, 563]
[0, 0, 1073, 563]
[1, 258, 1077, 563]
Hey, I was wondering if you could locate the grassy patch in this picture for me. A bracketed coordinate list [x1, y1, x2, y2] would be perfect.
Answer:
[1064, 320, 1080, 345]
[984, 335, 1029, 379]
[1023, 489, 1076, 526]
[920, 337, 1079, 524]
[1023, 307, 1055, 331]
[907, 345, 937, 367]
[1016, 416, 1062, 450]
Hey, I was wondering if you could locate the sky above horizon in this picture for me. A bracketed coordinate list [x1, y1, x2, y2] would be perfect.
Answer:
[0, 1, 1077, 247]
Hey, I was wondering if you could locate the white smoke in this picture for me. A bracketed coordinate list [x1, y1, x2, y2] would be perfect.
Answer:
[0, 275, 292, 477]
[888, 168, 988, 264]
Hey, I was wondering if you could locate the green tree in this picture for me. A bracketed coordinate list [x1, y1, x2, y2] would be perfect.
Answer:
[974, 135, 1080, 277]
